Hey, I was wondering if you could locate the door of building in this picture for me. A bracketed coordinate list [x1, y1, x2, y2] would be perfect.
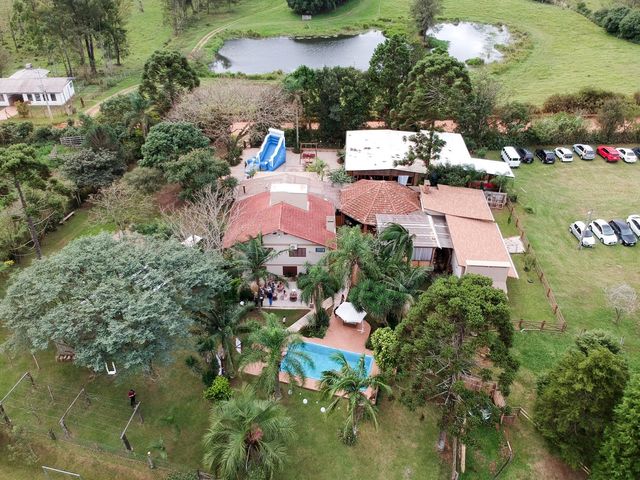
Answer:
[282, 266, 298, 277]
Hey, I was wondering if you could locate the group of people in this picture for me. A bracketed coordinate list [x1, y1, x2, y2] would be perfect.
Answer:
[253, 280, 287, 307]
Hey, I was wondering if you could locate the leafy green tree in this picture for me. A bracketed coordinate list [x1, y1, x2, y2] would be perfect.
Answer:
[0, 144, 49, 259]
[395, 130, 445, 172]
[348, 279, 405, 326]
[411, 0, 442, 36]
[325, 226, 378, 292]
[396, 275, 518, 438]
[393, 51, 471, 131]
[232, 234, 284, 289]
[202, 386, 295, 480]
[61, 149, 126, 193]
[122, 167, 166, 194]
[535, 338, 629, 468]
[327, 167, 353, 185]
[139, 50, 200, 112]
[0, 233, 229, 373]
[453, 73, 501, 148]
[574, 329, 622, 355]
[297, 263, 340, 324]
[592, 375, 640, 479]
[597, 97, 632, 141]
[320, 352, 391, 444]
[428, 163, 483, 187]
[164, 148, 232, 200]
[286, 0, 348, 14]
[89, 181, 155, 232]
[239, 314, 313, 399]
[140, 122, 210, 170]
[370, 327, 399, 373]
[618, 9, 640, 41]
[368, 34, 422, 123]
[496, 101, 533, 144]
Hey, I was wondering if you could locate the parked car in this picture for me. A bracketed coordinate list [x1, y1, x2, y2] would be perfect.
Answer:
[626, 214, 640, 238]
[589, 219, 618, 245]
[535, 149, 555, 164]
[597, 145, 620, 162]
[554, 147, 573, 162]
[516, 147, 534, 164]
[501, 146, 521, 168]
[573, 144, 595, 160]
[569, 221, 596, 247]
[633, 147, 640, 157]
[609, 219, 637, 246]
[616, 148, 638, 164]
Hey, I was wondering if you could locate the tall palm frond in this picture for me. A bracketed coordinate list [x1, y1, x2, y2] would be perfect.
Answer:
[297, 263, 340, 319]
[233, 233, 285, 288]
[378, 223, 415, 264]
[324, 226, 379, 292]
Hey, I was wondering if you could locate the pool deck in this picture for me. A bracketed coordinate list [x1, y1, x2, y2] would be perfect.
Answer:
[242, 313, 380, 400]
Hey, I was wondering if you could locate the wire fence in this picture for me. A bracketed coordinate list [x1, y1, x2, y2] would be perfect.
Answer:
[506, 200, 567, 333]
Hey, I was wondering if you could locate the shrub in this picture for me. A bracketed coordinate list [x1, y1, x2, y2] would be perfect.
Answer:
[286, 0, 349, 15]
[166, 472, 198, 480]
[328, 167, 353, 185]
[123, 167, 165, 194]
[618, 10, 640, 41]
[542, 88, 623, 114]
[465, 57, 485, 66]
[530, 112, 588, 144]
[602, 6, 630, 34]
[15, 101, 29, 118]
[31, 126, 58, 143]
[203, 376, 232, 402]
[61, 149, 126, 192]
[370, 327, 398, 372]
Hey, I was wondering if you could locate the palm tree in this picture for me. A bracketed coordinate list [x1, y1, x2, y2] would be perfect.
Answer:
[320, 352, 391, 444]
[297, 263, 340, 324]
[382, 264, 430, 316]
[378, 223, 415, 264]
[202, 386, 295, 480]
[239, 313, 313, 399]
[125, 92, 156, 138]
[233, 234, 284, 289]
[325, 226, 378, 293]
[207, 302, 253, 378]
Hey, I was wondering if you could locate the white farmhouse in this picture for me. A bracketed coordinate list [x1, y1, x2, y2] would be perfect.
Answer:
[0, 65, 75, 107]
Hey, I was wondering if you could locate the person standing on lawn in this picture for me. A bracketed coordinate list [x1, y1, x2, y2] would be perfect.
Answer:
[128, 389, 137, 407]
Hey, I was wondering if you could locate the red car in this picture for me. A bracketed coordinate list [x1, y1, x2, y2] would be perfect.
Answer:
[597, 145, 620, 162]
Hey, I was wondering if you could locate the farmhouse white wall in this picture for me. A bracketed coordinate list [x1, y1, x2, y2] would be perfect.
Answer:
[262, 231, 328, 276]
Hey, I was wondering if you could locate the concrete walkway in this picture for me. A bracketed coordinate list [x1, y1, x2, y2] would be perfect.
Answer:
[0, 106, 17, 120]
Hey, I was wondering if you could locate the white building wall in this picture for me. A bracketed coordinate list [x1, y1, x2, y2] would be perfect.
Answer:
[451, 253, 464, 278]
[262, 231, 329, 277]
[0, 94, 8, 107]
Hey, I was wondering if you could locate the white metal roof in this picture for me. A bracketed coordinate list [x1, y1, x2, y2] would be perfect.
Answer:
[9, 68, 50, 79]
[0, 77, 72, 94]
[376, 212, 453, 249]
[344, 129, 514, 178]
[270, 183, 308, 194]
[335, 302, 367, 324]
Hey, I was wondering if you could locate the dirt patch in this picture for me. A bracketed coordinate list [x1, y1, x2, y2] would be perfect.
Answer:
[155, 183, 184, 211]
[532, 454, 587, 480]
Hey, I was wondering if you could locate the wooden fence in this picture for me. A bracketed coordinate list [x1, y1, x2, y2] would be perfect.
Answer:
[506, 201, 567, 332]
[60, 135, 83, 147]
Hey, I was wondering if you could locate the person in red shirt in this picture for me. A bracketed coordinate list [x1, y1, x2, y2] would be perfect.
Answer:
[128, 389, 137, 407]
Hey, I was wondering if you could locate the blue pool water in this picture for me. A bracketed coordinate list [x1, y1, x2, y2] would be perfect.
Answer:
[282, 342, 373, 380]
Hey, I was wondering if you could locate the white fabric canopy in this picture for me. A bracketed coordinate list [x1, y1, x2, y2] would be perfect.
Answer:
[335, 302, 367, 325]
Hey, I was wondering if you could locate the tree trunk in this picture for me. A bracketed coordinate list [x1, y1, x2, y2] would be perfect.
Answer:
[84, 34, 97, 75]
[114, 35, 122, 66]
[274, 366, 282, 400]
[14, 179, 42, 260]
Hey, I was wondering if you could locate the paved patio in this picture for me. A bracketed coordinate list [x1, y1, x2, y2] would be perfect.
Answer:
[242, 311, 380, 400]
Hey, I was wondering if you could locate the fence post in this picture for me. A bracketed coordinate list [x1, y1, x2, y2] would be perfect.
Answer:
[540, 321, 546, 331]
[518, 319, 523, 330]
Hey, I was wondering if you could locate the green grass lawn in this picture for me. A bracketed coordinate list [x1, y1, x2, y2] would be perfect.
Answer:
[245, 308, 309, 327]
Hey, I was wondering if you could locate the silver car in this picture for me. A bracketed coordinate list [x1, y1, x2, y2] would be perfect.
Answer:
[569, 221, 595, 247]
[573, 144, 595, 160]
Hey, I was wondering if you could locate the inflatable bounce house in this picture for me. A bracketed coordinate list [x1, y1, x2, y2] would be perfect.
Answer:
[245, 128, 286, 175]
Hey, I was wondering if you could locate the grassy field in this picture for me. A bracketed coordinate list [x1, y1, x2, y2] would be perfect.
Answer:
[2, 0, 638, 110]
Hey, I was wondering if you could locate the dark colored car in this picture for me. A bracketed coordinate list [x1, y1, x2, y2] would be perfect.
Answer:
[633, 147, 640, 157]
[535, 149, 555, 164]
[516, 147, 534, 164]
[597, 145, 620, 162]
[609, 219, 637, 246]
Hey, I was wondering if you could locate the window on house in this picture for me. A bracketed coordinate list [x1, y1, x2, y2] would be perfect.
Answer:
[288, 248, 306, 258]
[315, 247, 326, 253]
[34, 93, 41, 101]
[50, 93, 56, 101]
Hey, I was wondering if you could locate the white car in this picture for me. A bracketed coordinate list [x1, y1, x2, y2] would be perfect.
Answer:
[573, 144, 595, 160]
[569, 221, 596, 247]
[589, 219, 618, 245]
[627, 215, 640, 238]
[555, 147, 573, 162]
[616, 148, 637, 164]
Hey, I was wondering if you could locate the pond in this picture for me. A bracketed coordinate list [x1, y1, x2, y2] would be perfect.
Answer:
[427, 22, 511, 63]
[209, 30, 385, 74]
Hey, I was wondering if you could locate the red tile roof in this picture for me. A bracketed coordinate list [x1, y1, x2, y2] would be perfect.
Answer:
[340, 180, 421, 226]
[223, 192, 336, 248]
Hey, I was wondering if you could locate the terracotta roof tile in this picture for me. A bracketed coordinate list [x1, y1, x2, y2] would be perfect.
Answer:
[420, 184, 494, 221]
[340, 180, 421, 226]
[223, 192, 336, 248]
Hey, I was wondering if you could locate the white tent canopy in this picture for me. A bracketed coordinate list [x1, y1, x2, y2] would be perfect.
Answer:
[335, 302, 367, 325]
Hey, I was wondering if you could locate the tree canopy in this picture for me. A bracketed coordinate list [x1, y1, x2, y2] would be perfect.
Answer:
[140, 122, 210, 170]
[0, 234, 229, 373]
[286, 0, 349, 15]
[535, 335, 629, 468]
[139, 50, 200, 113]
[396, 275, 518, 437]
[164, 148, 232, 200]
[412, 0, 442, 36]
[61, 149, 126, 192]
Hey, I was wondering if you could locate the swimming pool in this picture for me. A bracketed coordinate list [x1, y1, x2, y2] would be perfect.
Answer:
[282, 342, 374, 381]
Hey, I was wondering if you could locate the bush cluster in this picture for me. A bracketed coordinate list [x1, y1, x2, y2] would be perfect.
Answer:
[593, 6, 640, 43]
[286, 0, 350, 15]
[542, 88, 625, 114]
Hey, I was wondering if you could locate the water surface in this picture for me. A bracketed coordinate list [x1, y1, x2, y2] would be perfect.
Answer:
[210, 30, 385, 74]
[428, 22, 511, 63]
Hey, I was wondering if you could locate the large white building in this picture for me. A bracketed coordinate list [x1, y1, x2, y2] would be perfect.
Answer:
[344, 129, 514, 185]
[0, 66, 75, 107]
